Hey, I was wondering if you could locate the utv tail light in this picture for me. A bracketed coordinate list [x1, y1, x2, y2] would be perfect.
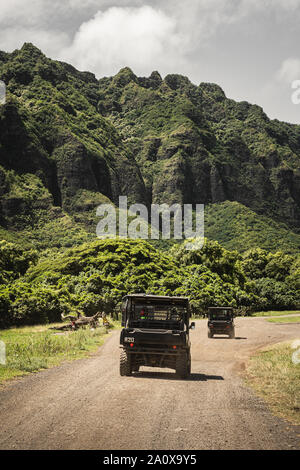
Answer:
[130, 343, 134, 348]
[172, 345, 177, 349]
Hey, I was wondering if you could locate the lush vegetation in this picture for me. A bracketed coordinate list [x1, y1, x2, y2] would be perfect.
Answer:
[0, 43, 300, 255]
[0, 238, 298, 328]
[246, 341, 300, 424]
[0, 44, 299, 330]
[205, 202, 300, 255]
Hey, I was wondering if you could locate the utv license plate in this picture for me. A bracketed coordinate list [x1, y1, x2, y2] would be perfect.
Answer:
[124, 337, 135, 343]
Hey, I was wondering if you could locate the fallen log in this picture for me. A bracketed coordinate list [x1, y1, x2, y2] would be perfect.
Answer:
[50, 312, 103, 331]
[61, 312, 83, 322]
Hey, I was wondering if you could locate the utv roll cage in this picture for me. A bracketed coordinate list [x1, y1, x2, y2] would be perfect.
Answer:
[121, 294, 191, 331]
[207, 307, 234, 318]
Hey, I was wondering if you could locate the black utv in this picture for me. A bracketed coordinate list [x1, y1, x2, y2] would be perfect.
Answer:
[207, 307, 235, 338]
[120, 294, 195, 378]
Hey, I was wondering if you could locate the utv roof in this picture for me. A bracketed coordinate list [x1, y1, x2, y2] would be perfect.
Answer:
[123, 294, 189, 302]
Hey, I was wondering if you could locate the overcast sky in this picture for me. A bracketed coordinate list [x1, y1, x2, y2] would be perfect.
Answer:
[1, 0, 300, 123]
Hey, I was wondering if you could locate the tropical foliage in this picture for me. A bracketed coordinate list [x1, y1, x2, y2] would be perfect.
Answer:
[0, 238, 298, 328]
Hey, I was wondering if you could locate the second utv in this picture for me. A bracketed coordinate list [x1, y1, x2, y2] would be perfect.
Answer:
[207, 307, 235, 338]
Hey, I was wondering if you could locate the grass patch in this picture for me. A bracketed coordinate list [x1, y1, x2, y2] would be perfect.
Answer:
[246, 341, 300, 424]
[266, 316, 300, 324]
[253, 311, 300, 317]
[0, 319, 120, 383]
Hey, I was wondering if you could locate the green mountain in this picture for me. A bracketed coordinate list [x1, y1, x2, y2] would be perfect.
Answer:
[0, 43, 299, 253]
[98, 66, 300, 227]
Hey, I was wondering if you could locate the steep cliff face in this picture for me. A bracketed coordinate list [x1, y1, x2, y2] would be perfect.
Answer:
[99, 69, 300, 228]
[0, 43, 147, 229]
[0, 44, 299, 252]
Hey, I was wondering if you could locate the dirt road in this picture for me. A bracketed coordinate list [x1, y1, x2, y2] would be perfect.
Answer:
[0, 317, 299, 450]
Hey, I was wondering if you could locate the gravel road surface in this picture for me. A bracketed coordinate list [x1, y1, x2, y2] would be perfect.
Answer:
[0, 317, 299, 450]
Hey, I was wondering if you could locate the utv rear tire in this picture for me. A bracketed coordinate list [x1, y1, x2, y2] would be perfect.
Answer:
[187, 351, 191, 375]
[176, 353, 189, 379]
[120, 349, 132, 376]
[229, 328, 235, 339]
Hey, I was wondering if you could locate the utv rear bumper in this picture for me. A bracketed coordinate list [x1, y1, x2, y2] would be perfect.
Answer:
[120, 345, 185, 356]
[121, 327, 187, 344]
[209, 328, 232, 333]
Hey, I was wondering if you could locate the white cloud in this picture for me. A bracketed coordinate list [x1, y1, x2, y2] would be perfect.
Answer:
[57, 1, 300, 77]
[1, 1, 300, 73]
[54, 1, 264, 76]
[59, 6, 185, 76]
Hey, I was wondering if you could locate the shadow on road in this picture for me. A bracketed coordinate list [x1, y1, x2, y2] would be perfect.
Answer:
[209, 336, 247, 340]
[133, 371, 224, 381]
[189, 373, 224, 381]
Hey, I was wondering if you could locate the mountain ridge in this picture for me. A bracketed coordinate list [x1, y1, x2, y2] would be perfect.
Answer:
[0, 43, 299, 254]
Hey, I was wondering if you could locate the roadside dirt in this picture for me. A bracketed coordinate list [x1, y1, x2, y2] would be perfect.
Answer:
[0, 317, 299, 450]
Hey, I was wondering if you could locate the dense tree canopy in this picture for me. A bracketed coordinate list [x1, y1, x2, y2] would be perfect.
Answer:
[0, 238, 298, 328]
